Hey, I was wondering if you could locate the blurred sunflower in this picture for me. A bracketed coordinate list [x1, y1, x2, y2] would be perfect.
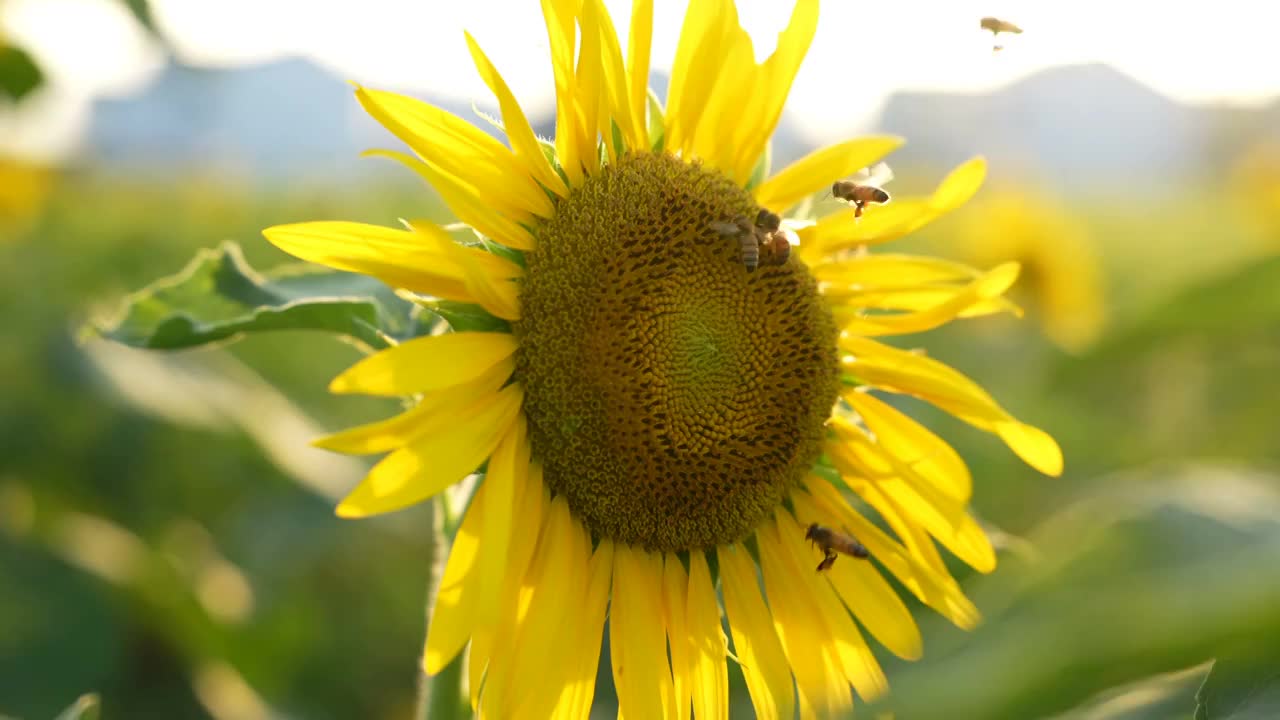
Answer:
[1231, 140, 1280, 246]
[0, 155, 55, 238]
[264, 0, 1062, 716]
[951, 190, 1106, 352]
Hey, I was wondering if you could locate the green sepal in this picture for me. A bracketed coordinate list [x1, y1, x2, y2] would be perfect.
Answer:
[744, 141, 772, 193]
[481, 238, 527, 269]
[91, 241, 423, 352]
[423, 300, 511, 334]
[647, 87, 666, 153]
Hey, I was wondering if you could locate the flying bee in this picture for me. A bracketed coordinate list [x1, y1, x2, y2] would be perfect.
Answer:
[710, 216, 759, 271]
[980, 16, 1022, 51]
[831, 162, 893, 219]
[980, 16, 1023, 35]
[805, 523, 869, 572]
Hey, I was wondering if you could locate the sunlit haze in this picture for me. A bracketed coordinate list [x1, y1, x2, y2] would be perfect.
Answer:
[3, 0, 1278, 159]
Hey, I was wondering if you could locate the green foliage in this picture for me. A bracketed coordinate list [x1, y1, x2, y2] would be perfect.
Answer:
[875, 466, 1280, 720]
[1196, 650, 1280, 720]
[117, 0, 156, 33]
[424, 300, 510, 333]
[0, 44, 43, 103]
[7, 154, 1280, 719]
[93, 241, 423, 352]
[1063, 255, 1280, 374]
[53, 695, 100, 720]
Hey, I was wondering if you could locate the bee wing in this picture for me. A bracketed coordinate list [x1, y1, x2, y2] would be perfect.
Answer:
[855, 162, 894, 188]
[709, 221, 741, 235]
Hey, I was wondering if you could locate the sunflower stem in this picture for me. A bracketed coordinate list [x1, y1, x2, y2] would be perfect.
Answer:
[415, 496, 468, 720]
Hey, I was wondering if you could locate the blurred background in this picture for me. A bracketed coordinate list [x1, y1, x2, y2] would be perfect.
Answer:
[2, 0, 1279, 718]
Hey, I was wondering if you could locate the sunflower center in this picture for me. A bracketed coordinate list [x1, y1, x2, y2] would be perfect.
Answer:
[515, 152, 838, 552]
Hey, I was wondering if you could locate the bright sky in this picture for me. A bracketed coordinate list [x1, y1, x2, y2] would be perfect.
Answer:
[3, 0, 1278, 160]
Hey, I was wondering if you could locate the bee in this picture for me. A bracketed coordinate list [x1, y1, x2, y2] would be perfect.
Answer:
[979, 16, 1023, 35]
[754, 209, 792, 267]
[831, 163, 893, 219]
[980, 17, 1022, 51]
[710, 209, 791, 271]
[805, 523, 869, 572]
[710, 216, 759, 270]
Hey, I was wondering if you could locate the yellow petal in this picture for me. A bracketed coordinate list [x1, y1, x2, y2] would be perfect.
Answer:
[731, 0, 819, 180]
[476, 416, 529, 635]
[551, 540, 615, 720]
[262, 221, 475, 300]
[471, 471, 547, 710]
[996, 421, 1065, 477]
[853, 474, 953, 576]
[840, 335, 1064, 476]
[814, 253, 981, 287]
[827, 426, 996, 573]
[665, 0, 735, 152]
[406, 220, 523, 321]
[581, 0, 639, 157]
[802, 479, 981, 630]
[826, 287, 1021, 321]
[329, 331, 517, 397]
[842, 390, 972, 502]
[774, 510, 888, 702]
[354, 87, 552, 218]
[757, 518, 852, 717]
[313, 355, 514, 454]
[423, 481, 487, 674]
[539, 0, 584, 185]
[931, 156, 987, 213]
[756, 136, 904, 213]
[662, 556, 693, 720]
[717, 544, 795, 720]
[574, 5, 603, 175]
[363, 149, 534, 251]
[689, 24, 755, 169]
[611, 545, 675, 719]
[465, 33, 569, 198]
[789, 491, 923, 660]
[840, 262, 1021, 337]
[626, 0, 654, 150]
[687, 552, 729, 720]
[504, 499, 591, 718]
[335, 384, 523, 518]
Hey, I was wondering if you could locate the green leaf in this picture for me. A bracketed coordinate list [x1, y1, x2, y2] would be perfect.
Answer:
[874, 465, 1280, 720]
[93, 241, 423, 351]
[1196, 651, 1280, 720]
[118, 0, 157, 32]
[0, 44, 44, 102]
[54, 694, 101, 720]
[425, 300, 510, 333]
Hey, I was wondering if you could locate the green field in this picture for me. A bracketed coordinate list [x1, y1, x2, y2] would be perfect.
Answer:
[2, 172, 1279, 719]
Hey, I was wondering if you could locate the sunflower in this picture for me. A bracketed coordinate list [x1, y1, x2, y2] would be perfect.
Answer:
[951, 190, 1106, 352]
[263, 0, 1063, 716]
